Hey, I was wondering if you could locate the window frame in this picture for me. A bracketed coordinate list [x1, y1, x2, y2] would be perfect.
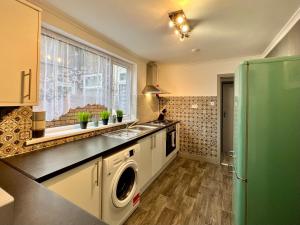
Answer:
[37, 25, 137, 124]
[111, 58, 135, 121]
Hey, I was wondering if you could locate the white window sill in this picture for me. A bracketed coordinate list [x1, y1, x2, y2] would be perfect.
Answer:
[26, 120, 135, 146]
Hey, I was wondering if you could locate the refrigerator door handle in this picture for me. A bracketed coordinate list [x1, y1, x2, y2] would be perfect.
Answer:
[233, 164, 247, 182]
[235, 171, 247, 182]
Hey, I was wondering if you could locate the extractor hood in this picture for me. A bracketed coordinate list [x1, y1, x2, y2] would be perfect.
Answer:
[142, 62, 167, 94]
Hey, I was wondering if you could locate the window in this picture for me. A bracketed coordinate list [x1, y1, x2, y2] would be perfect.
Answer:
[34, 28, 135, 122]
[112, 62, 132, 118]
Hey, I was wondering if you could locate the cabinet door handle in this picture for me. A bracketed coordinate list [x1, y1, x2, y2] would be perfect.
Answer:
[21, 69, 32, 102]
[95, 161, 99, 186]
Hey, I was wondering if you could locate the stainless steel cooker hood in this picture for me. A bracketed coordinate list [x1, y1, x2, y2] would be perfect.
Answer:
[142, 84, 162, 94]
[142, 62, 168, 94]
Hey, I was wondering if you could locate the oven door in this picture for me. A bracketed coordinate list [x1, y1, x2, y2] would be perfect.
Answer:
[166, 130, 176, 156]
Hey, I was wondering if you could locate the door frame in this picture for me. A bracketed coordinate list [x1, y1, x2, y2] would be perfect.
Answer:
[217, 73, 234, 164]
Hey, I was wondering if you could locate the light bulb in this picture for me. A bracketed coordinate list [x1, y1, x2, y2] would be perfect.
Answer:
[168, 20, 174, 28]
[47, 55, 52, 60]
[177, 16, 184, 24]
[181, 24, 189, 33]
[57, 57, 62, 63]
[174, 30, 179, 35]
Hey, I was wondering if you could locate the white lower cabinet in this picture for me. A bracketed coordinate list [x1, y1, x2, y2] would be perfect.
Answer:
[151, 130, 166, 176]
[41, 125, 179, 221]
[138, 130, 166, 190]
[43, 158, 102, 219]
[137, 137, 152, 190]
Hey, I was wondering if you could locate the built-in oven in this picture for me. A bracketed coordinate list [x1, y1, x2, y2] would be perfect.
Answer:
[166, 124, 176, 156]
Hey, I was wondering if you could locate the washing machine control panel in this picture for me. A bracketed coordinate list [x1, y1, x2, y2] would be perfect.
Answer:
[124, 149, 134, 159]
[129, 149, 134, 157]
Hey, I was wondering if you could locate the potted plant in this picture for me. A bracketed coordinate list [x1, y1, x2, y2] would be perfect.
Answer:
[116, 109, 123, 122]
[77, 112, 91, 129]
[100, 110, 110, 125]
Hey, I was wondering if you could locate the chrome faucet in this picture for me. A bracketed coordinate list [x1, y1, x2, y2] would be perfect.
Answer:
[126, 120, 139, 130]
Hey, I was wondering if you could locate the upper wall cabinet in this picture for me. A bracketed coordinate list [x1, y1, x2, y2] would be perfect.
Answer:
[0, 0, 41, 106]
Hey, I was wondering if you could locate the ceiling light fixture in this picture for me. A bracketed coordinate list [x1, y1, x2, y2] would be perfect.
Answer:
[168, 10, 190, 41]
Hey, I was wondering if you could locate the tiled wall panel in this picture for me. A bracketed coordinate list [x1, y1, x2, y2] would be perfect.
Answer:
[1, 97, 218, 161]
[160, 96, 218, 162]
[0, 107, 32, 157]
[0, 106, 125, 158]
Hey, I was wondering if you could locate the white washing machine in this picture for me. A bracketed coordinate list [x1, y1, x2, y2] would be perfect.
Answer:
[102, 144, 141, 225]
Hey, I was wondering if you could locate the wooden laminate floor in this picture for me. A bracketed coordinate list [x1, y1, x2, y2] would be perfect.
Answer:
[124, 157, 233, 225]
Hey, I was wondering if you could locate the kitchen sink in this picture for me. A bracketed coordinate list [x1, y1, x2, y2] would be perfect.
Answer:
[103, 125, 157, 140]
[128, 125, 157, 132]
[102, 129, 142, 140]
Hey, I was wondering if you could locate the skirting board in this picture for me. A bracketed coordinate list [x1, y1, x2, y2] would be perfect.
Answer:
[179, 152, 219, 165]
[140, 153, 177, 194]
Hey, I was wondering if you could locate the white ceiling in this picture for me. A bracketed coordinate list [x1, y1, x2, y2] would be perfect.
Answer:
[40, 0, 300, 63]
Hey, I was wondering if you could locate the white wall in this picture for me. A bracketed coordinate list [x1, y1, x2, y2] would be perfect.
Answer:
[158, 56, 258, 96]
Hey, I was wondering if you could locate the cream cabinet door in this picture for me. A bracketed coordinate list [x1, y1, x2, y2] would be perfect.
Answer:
[0, 0, 41, 106]
[138, 136, 153, 190]
[43, 158, 102, 219]
[151, 130, 166, 176]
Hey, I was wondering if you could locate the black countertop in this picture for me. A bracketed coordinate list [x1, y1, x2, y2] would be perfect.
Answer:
[0, 120, 179, 225]
[0, 161, 106, 225]
[2, 121, 179, 183]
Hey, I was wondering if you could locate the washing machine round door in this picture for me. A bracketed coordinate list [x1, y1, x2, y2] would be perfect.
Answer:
[112, 160, 138, 208]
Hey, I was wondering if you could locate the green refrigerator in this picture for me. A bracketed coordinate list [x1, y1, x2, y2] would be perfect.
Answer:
[233, 56, 300, 225]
